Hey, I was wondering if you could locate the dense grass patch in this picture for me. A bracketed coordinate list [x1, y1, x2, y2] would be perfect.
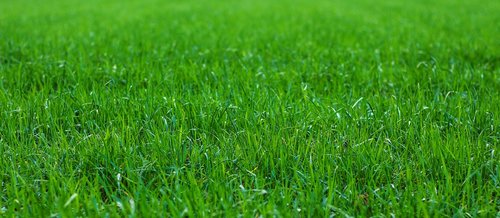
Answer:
[0, 0, 499, 216]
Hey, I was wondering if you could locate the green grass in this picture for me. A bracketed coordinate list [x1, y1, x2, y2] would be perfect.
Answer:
[0, 0, 499, 216]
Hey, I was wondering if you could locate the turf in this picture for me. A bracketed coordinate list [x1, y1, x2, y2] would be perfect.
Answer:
[0, 0, 499, 216]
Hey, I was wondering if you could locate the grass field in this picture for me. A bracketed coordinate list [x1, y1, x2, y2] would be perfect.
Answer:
[1, 0, 499, 216]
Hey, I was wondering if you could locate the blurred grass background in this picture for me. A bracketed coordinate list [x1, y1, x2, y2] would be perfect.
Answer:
[0, 0, 499, 216]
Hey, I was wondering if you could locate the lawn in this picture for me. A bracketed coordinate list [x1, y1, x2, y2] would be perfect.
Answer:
[0, 0, 499, 216]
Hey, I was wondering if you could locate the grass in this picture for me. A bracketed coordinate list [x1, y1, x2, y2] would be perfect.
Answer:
[0, 0, 499, 216]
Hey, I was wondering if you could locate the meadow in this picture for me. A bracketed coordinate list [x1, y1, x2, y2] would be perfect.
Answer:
[0, 0, 499, 216]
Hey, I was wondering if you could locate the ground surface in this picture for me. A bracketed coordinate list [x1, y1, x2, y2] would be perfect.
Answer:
[0, 0, 499, 216]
